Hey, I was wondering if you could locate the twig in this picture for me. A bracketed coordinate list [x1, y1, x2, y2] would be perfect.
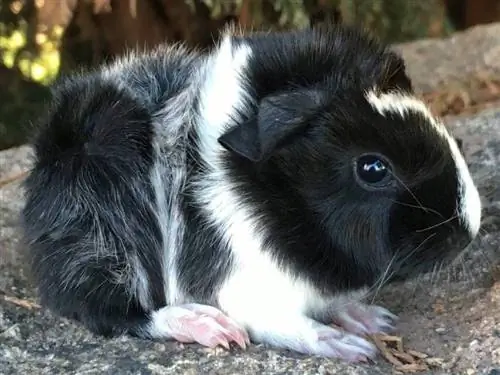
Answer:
[0, 170, 29, 188]
[3, 295, 41, 310]
[129, 0, 137, 18]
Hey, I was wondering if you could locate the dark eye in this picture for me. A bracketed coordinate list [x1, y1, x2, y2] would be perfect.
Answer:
[355, 154, 392, 187]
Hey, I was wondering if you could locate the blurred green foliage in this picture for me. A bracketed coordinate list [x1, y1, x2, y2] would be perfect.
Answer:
[0, 0, 454, 86]
[0, 0, 61, 84]
[0, 0, 454, 150]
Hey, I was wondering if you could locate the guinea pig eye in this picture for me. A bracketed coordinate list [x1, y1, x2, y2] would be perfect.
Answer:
[354, 154, 393, 188]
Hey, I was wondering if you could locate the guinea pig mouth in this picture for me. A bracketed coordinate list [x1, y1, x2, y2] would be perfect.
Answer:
[389, 230, 474, 281]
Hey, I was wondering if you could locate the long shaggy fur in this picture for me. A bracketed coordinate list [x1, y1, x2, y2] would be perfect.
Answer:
[21, 25, 481, 354]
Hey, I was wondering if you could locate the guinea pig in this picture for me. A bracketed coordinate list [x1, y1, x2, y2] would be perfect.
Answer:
[21, 25, 482, 363]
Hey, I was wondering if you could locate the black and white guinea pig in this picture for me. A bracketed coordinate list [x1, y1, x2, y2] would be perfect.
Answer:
[21, 25, 482, 363]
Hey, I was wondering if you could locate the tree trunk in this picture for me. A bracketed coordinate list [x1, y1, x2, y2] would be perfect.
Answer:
[58, 0, 232, 72]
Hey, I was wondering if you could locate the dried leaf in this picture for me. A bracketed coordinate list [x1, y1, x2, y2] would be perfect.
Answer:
[392, 350, 417, 364]
[407, 350, 429, 359]
[375, 333, 404, 352]
[395, 363, 429, 373]
[370, 334, 404, 367]
[377, 334, 403, 343]
[367, 333, 441, 373]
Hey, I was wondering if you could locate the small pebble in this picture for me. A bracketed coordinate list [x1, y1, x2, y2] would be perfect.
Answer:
[435, 327, 446, 333]
[153, 343, 166, 351]
[466, 369, 475, 375]
[469, 339, 479, 347]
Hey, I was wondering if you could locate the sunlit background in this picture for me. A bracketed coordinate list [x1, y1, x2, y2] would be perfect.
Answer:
[0, 0, 498, 151]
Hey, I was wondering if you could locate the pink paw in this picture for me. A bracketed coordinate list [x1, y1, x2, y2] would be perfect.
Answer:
[151, 303, 250, 349]
[331, 302, 398, 336]
[303, 323, 377, 362]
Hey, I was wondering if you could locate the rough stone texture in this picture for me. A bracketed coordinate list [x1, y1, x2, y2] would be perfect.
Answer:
[395, 23, 500, 93]
[1, 23, 500, 375]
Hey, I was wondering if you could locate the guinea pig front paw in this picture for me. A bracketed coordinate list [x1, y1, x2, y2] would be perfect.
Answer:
[330, 302, 398, 336]
[300, 324, 377, 362]
[150, 303, 250, 349]
[245, 315, 377, 362]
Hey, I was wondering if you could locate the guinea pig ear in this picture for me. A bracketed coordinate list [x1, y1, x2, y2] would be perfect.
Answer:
[381, 52, 413, 93]
[218, 90, 324, 162]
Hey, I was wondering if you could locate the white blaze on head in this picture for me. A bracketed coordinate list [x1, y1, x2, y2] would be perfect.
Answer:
[365, 89, 482, 238]
[445, 137, 482, 237]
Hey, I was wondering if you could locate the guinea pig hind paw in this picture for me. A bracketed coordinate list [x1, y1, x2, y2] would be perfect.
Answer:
[150, 304, 250, 349]
[331, 303, 398, 336]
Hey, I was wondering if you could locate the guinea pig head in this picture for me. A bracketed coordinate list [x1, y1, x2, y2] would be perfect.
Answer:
[216, 28, 482, 292]
[219, 88, 481, 290]
[354, 91, 482, 281]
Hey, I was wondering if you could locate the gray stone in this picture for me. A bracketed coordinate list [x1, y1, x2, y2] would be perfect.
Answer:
[395, 23, 500, 93]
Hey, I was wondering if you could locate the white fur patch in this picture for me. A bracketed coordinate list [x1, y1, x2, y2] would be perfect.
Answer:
[102, 45, 203, 306]
[446, 137, 482, 236]
[366, 89, 481, 237]
[196, 34, 253, 165]
[151, 90, 196, 305]
[192, 33, 333, 336]
[130, 255, 152, 309]
[365, 90, 441, 133]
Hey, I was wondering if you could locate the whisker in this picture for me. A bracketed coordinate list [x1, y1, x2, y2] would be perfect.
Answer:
[391, 173, 445, 220]
[369, 252, 398, 304]
[434, 261, 445, 288]
[468, 233, 495, 269]
[399, 233, 437, 267]
[461, 256, 474, 287]
[429, 262, 438, 286]
[446, 259, 452, 286]
[408, 273, 424, 306]
[390, 200, 444, 218]
[415, 214, 458, 233]
[476, 246, 494, 271]
[369, 233, 436, 305]
[397, 233, 440, 304]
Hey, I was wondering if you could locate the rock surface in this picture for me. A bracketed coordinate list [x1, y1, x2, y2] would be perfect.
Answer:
[394, 23, 500, 93]
[1, 23, 500, 375]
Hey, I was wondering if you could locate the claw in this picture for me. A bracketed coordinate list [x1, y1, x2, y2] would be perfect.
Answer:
[330, 301, 398, 336]
[150, 304, 250, 350]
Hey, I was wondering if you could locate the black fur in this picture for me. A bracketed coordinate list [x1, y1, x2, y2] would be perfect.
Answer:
[21, 25, 476, 341]
[220, 27, 469, 292]
[22, 49, 202, 336]
[23, 76, 163, 336]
